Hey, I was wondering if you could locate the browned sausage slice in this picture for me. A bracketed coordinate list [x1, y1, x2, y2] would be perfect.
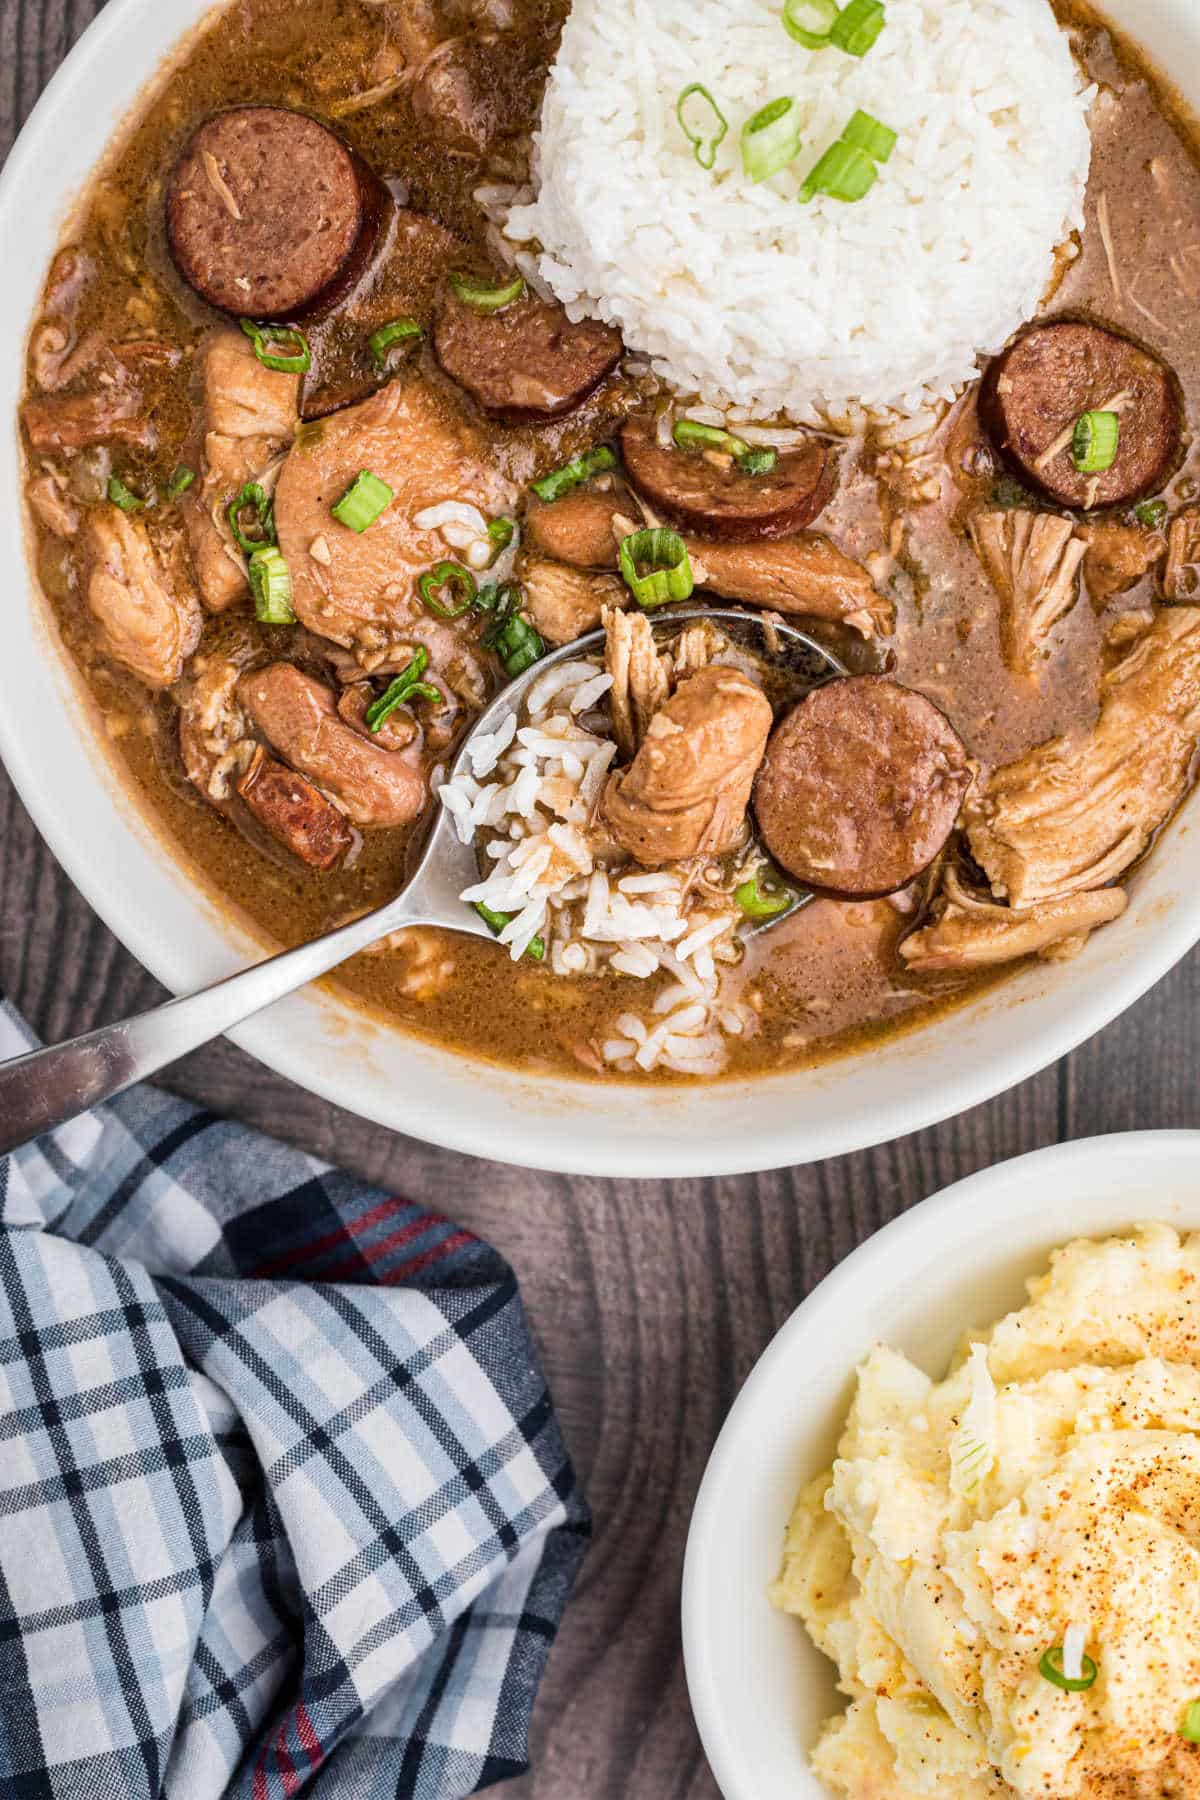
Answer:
[620, 414, 833, 541]
[980, 321, 1182, 510]
[236, 745, 354, 870]
[434, 290, 623, 423]
[754, 676, 973, 898]
[166, 107, 387, 320]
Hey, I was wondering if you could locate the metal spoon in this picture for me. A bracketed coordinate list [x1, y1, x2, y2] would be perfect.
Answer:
[0, 609, 843, 1153]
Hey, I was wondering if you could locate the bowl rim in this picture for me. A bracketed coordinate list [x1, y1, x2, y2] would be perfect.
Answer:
[2, 0, 1200, 1178]
[680, 1129, 1200, 1798]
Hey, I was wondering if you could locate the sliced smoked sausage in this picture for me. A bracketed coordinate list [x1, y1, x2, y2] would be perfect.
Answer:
[753, 676, 973, 898]
[236, 745, 354, 871]
[434, 290, 623, 423]
[166, 107, 387, 320]
[980, 321, 1182, 510]
[620, 414, 833, 541]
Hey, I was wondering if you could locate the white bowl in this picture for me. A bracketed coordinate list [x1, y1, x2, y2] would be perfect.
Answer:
[1, 0, 1197, 1177]
[681, 1131, 1200, 1800]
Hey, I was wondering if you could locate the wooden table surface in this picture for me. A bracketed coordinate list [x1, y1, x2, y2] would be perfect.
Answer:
[6, 7, 1200, 1793]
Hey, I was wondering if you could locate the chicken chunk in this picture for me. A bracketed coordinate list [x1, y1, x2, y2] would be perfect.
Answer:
[83, 506, 201, 689]
[274, 374, 515, 656]
[968, 509, 1085, 681]
[1163, 507, 1200, 602]
[1081, 520, 1164, 605]
[693, 535, 893, 639]
[238, 662, 425, 828]
[601, 665, 773, 866]
[901, 879, 1128, 971]
[26, 473, 78, 539]
[604, 606, 669, 760]
[520, 555, 627, 647]
[22, 388, 157, 455]
[181, 328, 300, 612]
[966, 607, 1200, 906]
[524, 491, 627, 568]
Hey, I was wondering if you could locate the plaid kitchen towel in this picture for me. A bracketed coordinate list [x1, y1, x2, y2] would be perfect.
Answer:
[0, 1001, 589, 1800]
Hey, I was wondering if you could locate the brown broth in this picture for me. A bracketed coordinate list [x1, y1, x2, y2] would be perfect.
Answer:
[19, 0, 1200, 1083]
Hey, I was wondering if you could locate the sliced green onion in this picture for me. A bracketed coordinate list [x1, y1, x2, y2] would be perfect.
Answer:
[166, 464, 196, 500]
[248, 546, 295, 624]
[842, 108, 897, 162]
[735, 871, 796, 918]
[782, 0, 839, 48]
[480, 588, 546, 677]
[487, 516, 516, 550]
[799, 140, 878, 204]
[742, 96, 805, 184]
[449, 271, 526, 313]
[365, 648, 444, 732]
[331, 469, 394, 533]
[472, 902, 546, 962]
[227, 481, 276, 556]
[239, 317, 311, 374]
[1039, 1648, 1098, 1693]
[531, 445, 617, 503]
[829, 0, 887, 55]
[1072, 410, 1120, 475]
[1181, 1701, 1200, 1743]
[676, 83, 729, 171]
[619, 528, 695, 610]
[418, 560, 477, 619]
[107, 475, 146, 513]
[1135, 499, 1168, 529]
[674, 419, 750, 458]
[368, 317, 423, 370]
[738, 446, 778, 476]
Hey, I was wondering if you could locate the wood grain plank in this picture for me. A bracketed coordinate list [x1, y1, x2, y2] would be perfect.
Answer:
[2, 5, 1198, 1796]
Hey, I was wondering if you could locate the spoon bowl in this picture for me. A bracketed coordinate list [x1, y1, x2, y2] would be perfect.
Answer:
[0, 607, 843, 1152]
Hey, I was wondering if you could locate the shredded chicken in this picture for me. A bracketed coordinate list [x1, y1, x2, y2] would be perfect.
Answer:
[967, 606, 1200, 906]
[604, 606, 669, 760]
[969, 509, 1086, 680]
[1163, 506, 1200, 602]
[900, 868, 1128, 971]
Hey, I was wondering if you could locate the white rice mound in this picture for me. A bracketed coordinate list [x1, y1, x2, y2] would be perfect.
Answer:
[506, 0, 1095, 421]
[438, 658, 757, 1078]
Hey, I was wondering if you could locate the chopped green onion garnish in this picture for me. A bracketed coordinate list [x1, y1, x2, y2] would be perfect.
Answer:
[479, 585, 546, 677]
[782, 0, 839, 48]
[674, 419, 750, 458]
[239, 317, 311, 374]
[331, 469, 394, 533]
[449, 271, 526, 313]
[368, 317, 423, 370]
[107, 475, 146, 513]
[676, 83, 729, 171]
[742, 95, 805, 184]
[1181, 1701, 1200, 1743]
[1072, 410, 1120, 475]
[472, 901, 546, 962]
[799, 140, 878, 204]
[487, 516, 516, 550]
[248, 546, 295, 624]
[1039, 1648, 1098, 1693]
[531, 445, 617, 503]
[1135, 499, 1168, 529]
[738, 446, 778, 476]
[842, 108, 897, 162]
[227, 481, 276, 556]
[166, 465, 196, 500]
[418, 560, 477, 620]
[829, 0, 887, 55]
[619, 528, 695, 610]
[365, 647, 443, 732]
[735, 871, 796, 918]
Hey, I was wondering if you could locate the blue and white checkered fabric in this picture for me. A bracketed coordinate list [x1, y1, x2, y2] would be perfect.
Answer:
[0, 1003, 589, 1800]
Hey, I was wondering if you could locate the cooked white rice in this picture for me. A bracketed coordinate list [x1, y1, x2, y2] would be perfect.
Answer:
[438, 657, 757, 1077]
[505, 0, 1094, 421]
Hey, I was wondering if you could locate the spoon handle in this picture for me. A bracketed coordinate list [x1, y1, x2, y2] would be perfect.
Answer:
[0, 904, 426, 1156]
